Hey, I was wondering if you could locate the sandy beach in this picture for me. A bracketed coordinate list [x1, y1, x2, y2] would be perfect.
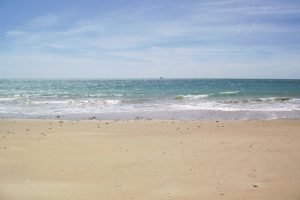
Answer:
[0, 119, 300, 200]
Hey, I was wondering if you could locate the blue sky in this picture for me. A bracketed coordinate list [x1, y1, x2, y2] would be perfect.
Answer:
[0, 0, 300, 78]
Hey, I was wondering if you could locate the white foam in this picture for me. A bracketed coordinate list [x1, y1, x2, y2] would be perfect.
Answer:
[0, 97, 18, 101]
[175, 94, 209, 100]
[168, 100, 300, 112]
[104, 100, 121, 104]
[30, 100, 70, 105]
[0, 96, 300, 116]
[219, 91, 239, 94]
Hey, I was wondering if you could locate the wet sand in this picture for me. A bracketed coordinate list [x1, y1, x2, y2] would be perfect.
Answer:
[0, 119, 300, 200]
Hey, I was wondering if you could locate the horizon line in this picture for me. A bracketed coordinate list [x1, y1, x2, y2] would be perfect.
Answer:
[0, 77, 299, 80]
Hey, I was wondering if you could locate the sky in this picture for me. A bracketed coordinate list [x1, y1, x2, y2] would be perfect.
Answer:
[0, 0, 300, 79]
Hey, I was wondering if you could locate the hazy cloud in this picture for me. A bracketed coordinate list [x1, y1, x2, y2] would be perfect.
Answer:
[0, 0, 299, 78]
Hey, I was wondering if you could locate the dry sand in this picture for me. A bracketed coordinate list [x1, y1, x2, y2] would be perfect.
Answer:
[0, 119, 300, 200]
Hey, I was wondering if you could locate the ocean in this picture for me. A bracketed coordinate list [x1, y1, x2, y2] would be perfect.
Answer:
[0, 79, 300, 120]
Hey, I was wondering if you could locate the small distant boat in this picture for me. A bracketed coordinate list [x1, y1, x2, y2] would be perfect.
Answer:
[159, 77, 164, 79]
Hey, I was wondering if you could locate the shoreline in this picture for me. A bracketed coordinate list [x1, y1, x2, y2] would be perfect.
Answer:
[1, 119, 300, 199]
[1, 118, 300, 122]
[1, 109, 300, 121]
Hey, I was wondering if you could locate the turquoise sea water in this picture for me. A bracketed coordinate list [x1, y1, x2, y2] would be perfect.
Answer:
[0, 79, 300, 119]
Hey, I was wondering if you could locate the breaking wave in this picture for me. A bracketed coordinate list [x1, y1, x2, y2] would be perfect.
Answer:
[219, 91, 239, 95]
[174, 95, 209, 100]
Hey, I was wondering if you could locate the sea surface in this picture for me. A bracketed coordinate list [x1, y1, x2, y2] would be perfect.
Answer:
[0, 79, 300, 120]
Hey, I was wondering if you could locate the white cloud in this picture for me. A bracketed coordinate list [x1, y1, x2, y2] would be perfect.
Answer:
[6, 31, 25, 37]
[28, 14, 64, 28]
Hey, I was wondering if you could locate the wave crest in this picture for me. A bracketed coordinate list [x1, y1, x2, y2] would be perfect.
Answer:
[224, 97, 293, 104]
[174, 95, 209, 100]
[219, 91, 239, 95]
